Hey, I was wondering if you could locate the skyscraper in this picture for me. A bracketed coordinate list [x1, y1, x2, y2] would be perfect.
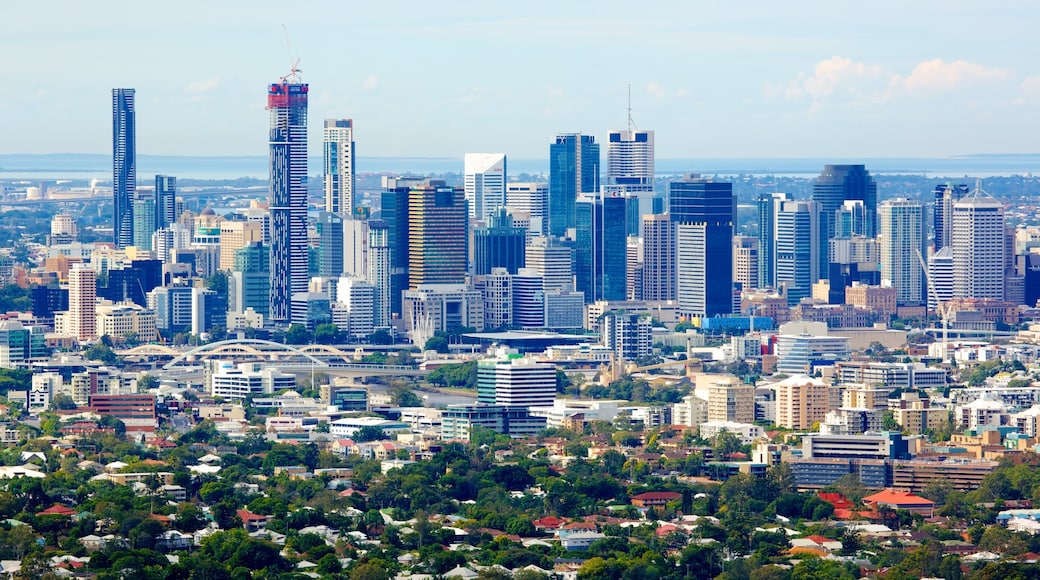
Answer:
[506, 182, 549, 236]
[366, 220, 391, 328]
[811, 164, 877, 274]
[879, 199, 926, 307]
[548, 134, 599, 237]
[525, 237, 574, 292]
[640, 213, 675, 302]
[952, 191, 1005, 300]
[132, 193, 155, 250]
[155, 175, 177, 232]
[733, 236, 759, 293]
[473, 208, 526, 275]
[670, 175, 735, 317]
[607, 129, 655, 218]
[464, 153, 507, 222]
[380, 176, 423, 316]
[315, 212, 345, 278]
[68, 263, 97, 343]
[775, 200, 820, 305]
[756, 192, 789, 289]
[575, 192, 628, 302]
[476, 355, 556, 408]
[324, 119, 355, 215]
[933, 183, 970, 252]
[112, 88, 136, 249]
[408, 180, 468, 286]
[267, 80, 309, 323]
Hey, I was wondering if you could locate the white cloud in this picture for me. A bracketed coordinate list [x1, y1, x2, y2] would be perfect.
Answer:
[899, 59, 1013, 95]
[186, 77, 220, 93]
[782, 56, 890, 103]
[361, 75, 379, 91]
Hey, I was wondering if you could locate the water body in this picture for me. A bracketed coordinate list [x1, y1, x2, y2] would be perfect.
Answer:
[2, 153, 1038, 181]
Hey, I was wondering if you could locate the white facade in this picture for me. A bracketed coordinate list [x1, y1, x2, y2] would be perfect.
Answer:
[699, 421, 763, 444]
[464, 153, 507, 222]
[525, 237, 573, 292]
[403, 284, 485, 346]
[879, 198, 925, 306]
[209, 361, 296, 401]
[477, 354, 557, 408]
[675, 222, 707, 317]
[96, 300, 157, 343]
[366, 223, 391, 327]
[775, 334, 851, 375]
[336, 277, 376, 339]
[952, 193, 1005, 300]
[323, 119, 355, 215]
[506, 182, 548, 236]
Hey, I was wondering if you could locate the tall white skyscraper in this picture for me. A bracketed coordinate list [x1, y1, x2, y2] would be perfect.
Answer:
[675, 223, 708, 317]
[952, 191, 1005, 300]
[367, 221, 391, 328]
[464, 153, 506, 222]
[324, 119, 355, 215]
[506, 182, 549, 236]
[879, 199, 925, 307]
[606, 129, 655, 218]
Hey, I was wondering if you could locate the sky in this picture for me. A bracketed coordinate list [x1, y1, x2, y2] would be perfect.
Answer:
[2, 1, 1039, 160]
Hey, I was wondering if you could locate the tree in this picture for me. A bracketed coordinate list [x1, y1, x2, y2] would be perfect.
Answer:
[424, 335, 450, 353]
[712, 430, 742, 460]
[368, 329, 393, 345]
[285, 323, 312, 345]
[882, 410, 900, 431]
[390, 385, 423, 407]
[313, 323, 340, 344]
[137, 374, 159, 392]
[84, 342, 119, 365]
[353, 425, 387, 442]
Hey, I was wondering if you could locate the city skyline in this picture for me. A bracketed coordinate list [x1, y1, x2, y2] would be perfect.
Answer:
[3, 2, 1039, 160]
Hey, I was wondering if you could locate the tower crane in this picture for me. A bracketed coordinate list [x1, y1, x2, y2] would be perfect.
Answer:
[915, 248, 951, 363]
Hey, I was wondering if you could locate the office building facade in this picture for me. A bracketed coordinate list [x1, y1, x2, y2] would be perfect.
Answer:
[775, 200, 820, 305]
[811, 164, 877, 274]
[549, 134, 599, 237]
[267, 81, 309, 323]
[670, 175, 734, 316]
[476, 355, 556, 408]
[323, 118, 355, 215]
[112, 88, 136, 249]
[464, 153, 507, 222]
[952, 192, 1005, 300]
[879, 199, 926, 306]
[575, 193, 628, 302]
[409, 181, 468, 286]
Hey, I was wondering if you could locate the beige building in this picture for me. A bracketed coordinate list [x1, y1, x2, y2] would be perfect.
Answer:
[774, 375, 831, 430]
[96, 300, 157, 343]
[219, 221, 264, 271]
[845, 283, 897, 318]
[707, 378, 755, 424]
[65, 263, 97, 343]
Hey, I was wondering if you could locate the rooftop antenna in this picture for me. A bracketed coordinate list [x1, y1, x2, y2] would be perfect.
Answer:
[626, 84, 638, 131]
[281, 24, 302, 84]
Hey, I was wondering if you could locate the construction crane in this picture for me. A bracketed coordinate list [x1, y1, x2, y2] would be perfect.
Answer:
[280, 24, 303, 83]
[915, 248, 951, 363]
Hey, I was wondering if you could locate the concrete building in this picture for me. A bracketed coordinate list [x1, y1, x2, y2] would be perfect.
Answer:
[707, 378, 755, 424]
[601, 311, 653, 363]
[66, 263, 97, 343]
[476, 353, 556, 409]
[774, 375, 832, 430]
[209, 361, 296, 401]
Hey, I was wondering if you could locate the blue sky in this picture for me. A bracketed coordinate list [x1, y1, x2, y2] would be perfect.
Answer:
[3, 1, 1038, 160]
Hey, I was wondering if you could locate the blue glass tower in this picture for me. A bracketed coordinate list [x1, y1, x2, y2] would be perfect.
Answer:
[155, 175, 177, 231]
[112, 88, 136, 249]
[575, 192, 628, 302]
[267, 81, 309, 323]
[670, 175, 735, 317]
[549, 134, 599, 237]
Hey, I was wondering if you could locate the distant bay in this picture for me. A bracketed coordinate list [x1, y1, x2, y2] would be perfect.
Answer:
[1, 153, 1038, 181]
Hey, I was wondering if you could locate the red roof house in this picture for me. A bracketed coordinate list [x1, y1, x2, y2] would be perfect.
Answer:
[631, 491, 682, 508]
[37, 504, 77, 517]
[863, 489, 935, 517]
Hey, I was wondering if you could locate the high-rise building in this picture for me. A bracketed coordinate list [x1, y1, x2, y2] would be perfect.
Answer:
[670, 175, 734, 317]
[67, 263, 97, 343]
[707, 378, 755, 423]
[366, 220, 391, 328]
[812, 164, 877, 274]
[626, 235, 643, 301]
[408, 181, 467, 286]
[525, 237, 573, 292]
[323, 119, 355, 216]
[476, 354, 556, 409]
[733, 236, 759, 293]
[473, 208, 526, 275]
[775, 375, 831, 430]
[607, 129, 655, 217]
[267, 80, 309, 323]
[155, 175, 177, 231]
[112, 88, 136, 249]
[933, 183, 970, 252]
[756, 192, 789, 289]
[478, 268, 513, 331]
[601, 311, 652, 363]
[230, 241, 270, 318]
[132, 193, 155, 250]
[952, 190, 1005, 300]
[775, 200, 820, 305]
[219, 220, 263, 272]
[379, 176, 424, 316]
[506, 182, 548, 236]
[575, 192, 628, 302]
[464, 153, 507, 222]
[549, 134, 599, 237]
[335, 277, 375, 339]
[315, 212, 345, 278]
[879, 199, 926, 307]
[640, 213, 675, 302]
